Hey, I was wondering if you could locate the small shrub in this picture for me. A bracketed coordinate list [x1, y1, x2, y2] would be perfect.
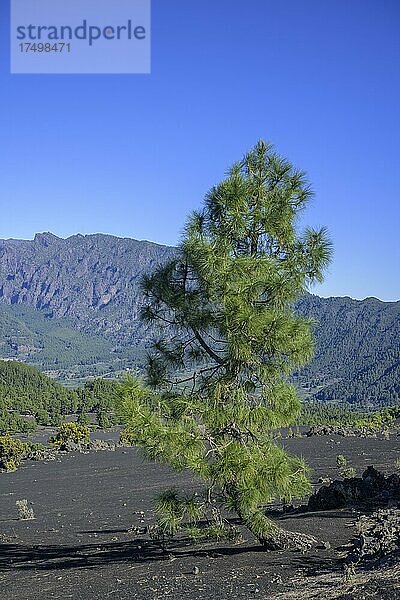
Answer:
[16, 499, 35, 520]
[342, 562, 356, 584]
[341, 467, 357, 479]
[77, 411, 91, 426]
[98, 411, 111, 429]
[24, 442, 55, 461]
[120, 428, 136, 446]
[395, 458, 400, 471]
[35, 409, 50, 426]
[336, 455, 356, 479]
[336, 454, 348, 469]
[49, 422, 90, 449]
[0, 436, 28, 471]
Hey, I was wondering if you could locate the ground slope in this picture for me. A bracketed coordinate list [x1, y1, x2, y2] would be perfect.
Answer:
[0, 432, 399, 599]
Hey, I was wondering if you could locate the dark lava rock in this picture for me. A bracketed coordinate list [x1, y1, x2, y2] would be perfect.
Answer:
[63, 440, 86, 453]
[88, 440, 116, 452]
[306, 425, 378, 438]
[260, 529, 318, 551]
[308, 466, 400, 511]
[316, 540, 331, 550]
[26, 447, 57, 461]
[60, 439, 117, 453]
[347, 508, 400, 562]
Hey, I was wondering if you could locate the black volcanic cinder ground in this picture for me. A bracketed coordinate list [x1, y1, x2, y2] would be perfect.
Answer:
[0, 433, 399, 600]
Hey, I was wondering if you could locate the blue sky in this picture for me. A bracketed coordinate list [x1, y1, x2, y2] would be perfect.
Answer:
[0, 0, 399, 301]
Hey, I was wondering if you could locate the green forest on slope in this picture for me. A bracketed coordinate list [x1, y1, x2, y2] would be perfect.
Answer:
[295, 295, 400, 406]
[0, 302, 145, 379]
[1, 361, 399, 436]
[1, 293, 399, 405]
[0, 361, 119, 434]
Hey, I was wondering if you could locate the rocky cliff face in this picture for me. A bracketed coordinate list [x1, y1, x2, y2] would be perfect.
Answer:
[0, 232, 174, 343]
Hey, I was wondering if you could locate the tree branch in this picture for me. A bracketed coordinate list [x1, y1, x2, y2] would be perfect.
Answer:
[191, 328, 225, 365]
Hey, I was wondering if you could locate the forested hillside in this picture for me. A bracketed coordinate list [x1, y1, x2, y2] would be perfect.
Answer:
[0, 360, 120, 433]
[296, 294, 400, 405]
[0, 302, 143, 378]
[0, 360, 78, 432]
[1, 359, 399, 436]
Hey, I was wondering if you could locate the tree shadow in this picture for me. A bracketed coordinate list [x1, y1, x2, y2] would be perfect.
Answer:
[0, 536, 342, 574]
[270, 508, 361, 521]
[79, 528, 137, 535]
[0, 538, 161, 571]
[0, 505, 363, 575]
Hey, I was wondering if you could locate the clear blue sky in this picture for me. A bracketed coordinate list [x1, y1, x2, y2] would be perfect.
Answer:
[0, 0, 399, 300]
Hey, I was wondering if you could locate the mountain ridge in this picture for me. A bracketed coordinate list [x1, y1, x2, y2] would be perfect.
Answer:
[4, 231, 398, 303]
[0, 231, 175, 342]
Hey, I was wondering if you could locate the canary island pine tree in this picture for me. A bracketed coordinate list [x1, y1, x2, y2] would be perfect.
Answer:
[119, 140, 332, 549]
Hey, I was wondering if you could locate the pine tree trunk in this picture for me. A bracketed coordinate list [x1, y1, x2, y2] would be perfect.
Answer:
[239, 509, 318, 551]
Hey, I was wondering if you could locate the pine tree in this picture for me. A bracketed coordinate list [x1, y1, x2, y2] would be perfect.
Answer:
[119, 140, 332, 549]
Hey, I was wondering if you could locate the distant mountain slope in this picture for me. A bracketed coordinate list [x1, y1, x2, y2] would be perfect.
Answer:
[0, 233, 399, 404]
[0, 301, 109, 362]
[0, 302, 144, 378]
[295, 294, 400, 405]
[0, 232, 174, 344]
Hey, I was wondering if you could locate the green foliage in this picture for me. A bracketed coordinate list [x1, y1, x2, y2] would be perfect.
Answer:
[0, 436, 28, 471]
[0, 301, 120, 372]
[77, 411, 90, 426]
[97, 411, 111, 428]
[148, 488, 239, 551]
[119, 428, 135, 446]
[335, 454, 356, 479]
[295, 295, 400, 405]
[336, 454, 348, 468]
[121, 141, 331, 546]
[0, 360, 76, 429]
[78, 378, 120, 426]
[295, 400, 400, 430]
[0, 412, 36, 435]
[0, 360, 122, 434]
[341, 467, 357, 479]
[152, 488, 205, 545]
[24, 441, 46, 455]
[1, 233, 399, 403]
[49, 422, 90, 449]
